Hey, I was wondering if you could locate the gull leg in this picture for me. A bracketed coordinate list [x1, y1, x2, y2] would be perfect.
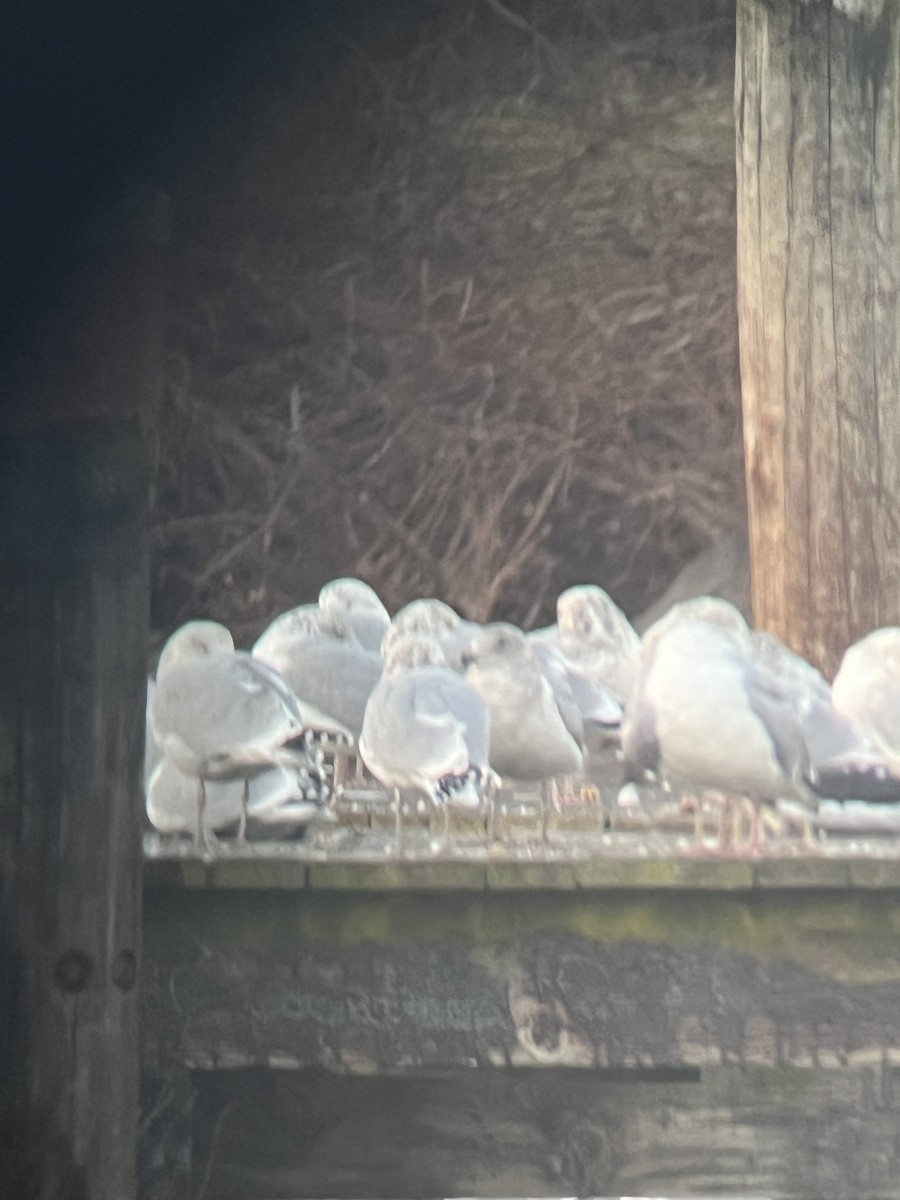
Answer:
[491, 778, 512, 844]
[331, 750, 347, 798]
[681, 790, 732, 855]
[796, 809, 820, 852]
[695, 794, 707, 844]
[713, 794, 748, 853]
[692, 794, 705, 843]
[556, 774, 577, 809]
[237, 778, 249, 842]
[711, 791, 734, 852]
[195, 778, 212, 857]
[393, 787, 404, 856]
[713, 796, 726, 848]
[485, 776, 498, 843]
[679, 791, 707, 845]
[539, 780, 554, 844]
[714, 793, 755, 854]
[748, 796, 764, 853]
[760, 802, 817, 850]
[354, 753, 367, 786]
[731, 798, 744, 849]
[579, 783, 601, 807]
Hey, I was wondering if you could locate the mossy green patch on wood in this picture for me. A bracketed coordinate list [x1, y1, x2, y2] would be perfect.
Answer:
[849, 860, 900, 889]
[206, 860, 310, 889]
[574, 858, 755, 889]
[143, 886, 900, 984]
[485, 861, 578, 889]
[308, 862, 486, 890]
[753, 859, 851, 888]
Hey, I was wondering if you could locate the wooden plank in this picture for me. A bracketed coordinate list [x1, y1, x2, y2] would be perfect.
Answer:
[187, 1064, 900, 1199]
[0, 424, 148, 1197]
[736, 0, 900, 675]
[143, 885, 900, 1077]
[0, 191, 164, 1198]
[143, 840, 900, 891]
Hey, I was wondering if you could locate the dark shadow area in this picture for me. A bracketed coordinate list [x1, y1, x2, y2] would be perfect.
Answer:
[3, 0, 747, 640]
[148, 0, 745, 641]
[190, 1065, 705, 1199]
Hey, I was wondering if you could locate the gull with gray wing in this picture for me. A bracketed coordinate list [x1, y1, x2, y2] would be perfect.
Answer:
[555, 583, 641, 707]
[623, 606, 813, 850]
[359, 633, 496, 847]
[318, 577, 390, 654]
[254, 605, 382, 730]
[146, 758, 333, 840]
[382, 597, 479, 672]
[463, 622, 583, 838]
[149, 620, 347, 850]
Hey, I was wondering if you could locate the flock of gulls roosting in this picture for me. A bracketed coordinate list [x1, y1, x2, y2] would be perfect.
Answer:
[145, 577, 900, 855]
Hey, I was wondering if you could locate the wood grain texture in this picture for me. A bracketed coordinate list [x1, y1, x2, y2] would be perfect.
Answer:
[189, 1064, 900, 1199]
[144, 885, 900, 1076]
[736, 0, 900, 675]
[0, 424, 148, 1199]
[0, 187, 162, 1197]
[142, 877, 900, 1198]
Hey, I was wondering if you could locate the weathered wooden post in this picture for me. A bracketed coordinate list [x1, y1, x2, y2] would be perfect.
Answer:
[0, 189, 167, 1197]
[736, 0, 900, 676]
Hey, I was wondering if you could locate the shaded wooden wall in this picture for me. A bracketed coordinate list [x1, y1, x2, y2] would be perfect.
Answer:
[0, 191, 166, 1199]
[142, 856, 900, 1199]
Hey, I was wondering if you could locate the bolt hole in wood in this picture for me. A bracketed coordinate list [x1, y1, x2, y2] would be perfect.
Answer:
[54, 949, 94, 993]
[177, 1065, 808, 1200]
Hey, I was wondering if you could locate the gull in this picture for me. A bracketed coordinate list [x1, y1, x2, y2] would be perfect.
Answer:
[318, 577, 390, 654]
[149, 620, 348, 850]
[528, 632, 623, 741]
[254, 603, 383, 791]
[253, 604, 382, 738]
[530, 585, 639, 737]
[555, 584, 641, 706]
[144, 676, 163, 793]
[526, 638, 586, 749]
[749, 629, 900, 810]
[146, 758, 333, 840]
[623, 609, 816, 851]
[462, 622, 583, 838]
[659, 594, 752, 642]
[831, 627, 900, 795]
[833, 627, 900, 763]
[382, 597, 479, 672]
[359, 634, 495, 846]
[253, 603, 321, 658]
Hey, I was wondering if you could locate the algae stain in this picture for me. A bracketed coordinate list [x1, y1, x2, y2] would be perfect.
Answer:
[145, 887, 900, 983]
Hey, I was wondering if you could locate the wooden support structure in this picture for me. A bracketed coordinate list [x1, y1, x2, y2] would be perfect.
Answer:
[142, 854, 900, 1198]
[736, 0, 900, 676]
[0, 190, 166, 1198]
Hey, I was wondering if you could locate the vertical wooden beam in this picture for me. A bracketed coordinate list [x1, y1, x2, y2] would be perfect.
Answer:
[736, 0, 900, 676]
[0, 189, 167, 1198]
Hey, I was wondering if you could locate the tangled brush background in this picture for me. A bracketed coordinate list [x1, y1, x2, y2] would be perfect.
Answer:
[152, 0, 745, 646]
